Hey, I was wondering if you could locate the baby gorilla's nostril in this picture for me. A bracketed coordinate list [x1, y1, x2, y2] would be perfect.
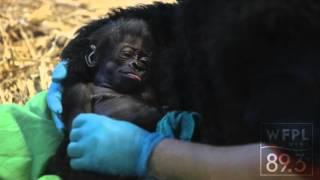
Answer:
[131, 61, 145, 72]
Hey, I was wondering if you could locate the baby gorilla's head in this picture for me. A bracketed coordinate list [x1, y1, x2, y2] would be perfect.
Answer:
[85, 18, 154, 94]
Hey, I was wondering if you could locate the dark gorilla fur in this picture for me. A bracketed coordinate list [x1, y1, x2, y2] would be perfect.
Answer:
[160, 0, 320, 148]
[151, 0, 320, 166]
[153, 0, 320, 166]
[48, 0, 320, 178]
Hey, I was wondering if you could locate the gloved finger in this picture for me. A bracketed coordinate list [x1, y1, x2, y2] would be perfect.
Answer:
[52, 61, 68, 81]
[70, 157, 88, 171]
[157, 112, 181, 129]
[178, 112, 200, 140]
[47, 84, 62, 113]
[70, 129, 82, 142]
[179, 117, 195, 141]
[167, 112, 181, 129]
[156, 115, 175, 138]
[67, 142, 85, 158]
[71, 114, 90, 129]
[72, 113, 109, 129]
[52, 112, 64, 131]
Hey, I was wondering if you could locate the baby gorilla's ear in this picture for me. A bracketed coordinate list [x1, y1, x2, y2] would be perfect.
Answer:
[85, 44, 97, 67]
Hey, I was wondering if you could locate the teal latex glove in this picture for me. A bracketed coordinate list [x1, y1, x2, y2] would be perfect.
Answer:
[157, 111, 200, 141]
[67, 114, 166, 177]
[47, 60, 68, 131]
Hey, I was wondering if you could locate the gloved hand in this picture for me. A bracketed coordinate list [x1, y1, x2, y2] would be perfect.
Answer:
[157, 111, 200, 141]
[67, 114, 166, 177]
[47, 60, 68, 131]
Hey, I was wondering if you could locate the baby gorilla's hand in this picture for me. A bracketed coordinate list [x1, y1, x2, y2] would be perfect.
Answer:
[67, 113, 166, 177]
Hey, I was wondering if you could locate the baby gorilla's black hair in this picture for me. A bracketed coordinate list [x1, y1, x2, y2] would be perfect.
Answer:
[61, 19, 154, 88]
[88, 18, 154, 68]
[90, 18, 153, 46]
[60, 2, 177, 87]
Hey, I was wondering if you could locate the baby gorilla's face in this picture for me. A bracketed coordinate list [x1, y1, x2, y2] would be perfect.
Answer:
[97, 35, 152, 93]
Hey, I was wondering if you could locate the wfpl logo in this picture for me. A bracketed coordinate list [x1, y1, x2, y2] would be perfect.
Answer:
[260, 123, 313, 176]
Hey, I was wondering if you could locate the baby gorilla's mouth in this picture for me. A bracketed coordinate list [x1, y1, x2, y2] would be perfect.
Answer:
[126, 73, 142, 81]
[119, 69, 143, 82]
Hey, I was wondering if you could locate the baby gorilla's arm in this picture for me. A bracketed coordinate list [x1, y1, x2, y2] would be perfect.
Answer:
[62, 83, 163, 132]
[91, 85, 163, 131]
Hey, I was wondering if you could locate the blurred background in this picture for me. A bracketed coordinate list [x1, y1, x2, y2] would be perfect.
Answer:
[0, 0, 176, 104]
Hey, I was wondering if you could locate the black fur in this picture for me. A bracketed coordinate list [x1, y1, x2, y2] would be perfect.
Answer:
[48, 0, 320, 178]
[154, 0, 320, 151]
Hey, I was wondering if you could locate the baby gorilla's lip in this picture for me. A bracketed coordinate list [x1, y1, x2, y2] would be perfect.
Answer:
[126, 73, 142, 81]
[119, 70, 142, 81]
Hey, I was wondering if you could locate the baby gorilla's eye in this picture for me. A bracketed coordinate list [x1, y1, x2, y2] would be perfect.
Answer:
[119, 51, 134, 60]
[119, 46, 135, 60]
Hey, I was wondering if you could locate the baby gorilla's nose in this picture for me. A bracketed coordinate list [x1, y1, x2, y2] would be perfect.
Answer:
[130, 60, 145, 72]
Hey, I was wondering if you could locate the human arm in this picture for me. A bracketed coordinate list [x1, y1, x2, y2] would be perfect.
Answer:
[67, 114, 307, 180]
[148, 140, 306, 180]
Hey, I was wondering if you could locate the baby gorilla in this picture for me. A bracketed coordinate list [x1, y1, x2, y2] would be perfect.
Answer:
[47, 19, 162, 180]
[62, 18, 161, 131]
